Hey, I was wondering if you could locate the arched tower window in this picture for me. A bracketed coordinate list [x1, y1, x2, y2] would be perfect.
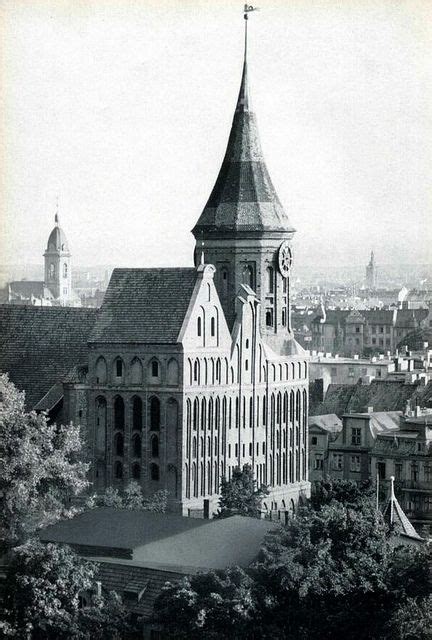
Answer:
[114, 357, 124, 381]
[132, 396, 142, 431]
[210, 317, 216, 337]
[151, 434, 159, 458]
[114, 461, 123, 480]
[114, 396, 125, 430]
[114, 432, 124, 457]
[132, 463, 141, 480]
[49, 263, 55, 278]
[243, 264, 254, 290]
[63, 263, 68, 278]
[150, 463, 160, 481]
[197, 316, 202, 337]
[132, 433, 141, 458]
[150, 396, 160, 430]
[267, 266, 274, 293]
[221, 269, 228, 297]
[194, 360, 200, 384]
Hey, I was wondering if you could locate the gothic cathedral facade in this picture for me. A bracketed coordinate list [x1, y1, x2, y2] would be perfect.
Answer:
[65, 43, 310, 518]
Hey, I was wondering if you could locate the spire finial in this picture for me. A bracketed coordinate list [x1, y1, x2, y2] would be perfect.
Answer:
[55, 195, 59, 225]
[243, 5, 259, 62]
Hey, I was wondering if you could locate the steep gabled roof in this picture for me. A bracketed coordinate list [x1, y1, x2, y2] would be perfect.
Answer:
[193, 56, 294, 236]
[0, 305, 97, 409]
[90, 268, 198, 345]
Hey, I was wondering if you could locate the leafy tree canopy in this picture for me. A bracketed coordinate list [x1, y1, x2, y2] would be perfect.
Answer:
[155, 479, 431, 640]
[0, 374, 89, 554]
[215, 465, 268, 518]
[0, 539, 130, 639]
[87, 482, 168, 512]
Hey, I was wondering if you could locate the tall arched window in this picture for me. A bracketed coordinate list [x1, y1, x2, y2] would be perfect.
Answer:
[114, 461, 123, 479]
[243, 264, 254, 289]
[132, 433, 142, 458]
[150, 463, 159, 481]
[114, 432, 124, 456]
[95, 356, 107, 384]
[197, 316, 202, 337]
[95, 396, 107, 455]
[221, 269, 228, 297]
[114, 357, 124, 380]
[132, 463, 141, 480]
[267, 266, 274, 293]
[193, 398, 199, 431]
[210, 317, 216, 337]
[194, 360, 200, 384]
[63, 263, 68, 278]
[151, 434, 159, 458]
[114, 396, 125, 430]
[49, 263, 55, 278]
[150, 396, 160, 430]
[132, 396, 142, 430]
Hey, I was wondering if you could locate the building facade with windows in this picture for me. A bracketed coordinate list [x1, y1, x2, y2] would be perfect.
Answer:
[64, 43, 310, 517]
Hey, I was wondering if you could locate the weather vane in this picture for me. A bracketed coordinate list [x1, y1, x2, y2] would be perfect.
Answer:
[243, 5, 259, 59]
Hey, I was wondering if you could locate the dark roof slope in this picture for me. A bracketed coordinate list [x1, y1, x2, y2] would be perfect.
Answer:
[193, 59, 294, 236]
[90, 268, 197, 344]
[0, 305, 96, 409]
[40, 509, 277, 572]
[310, 379, 431, 417]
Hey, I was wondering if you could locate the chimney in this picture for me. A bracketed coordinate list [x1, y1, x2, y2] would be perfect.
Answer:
[367, 406, 374, 413]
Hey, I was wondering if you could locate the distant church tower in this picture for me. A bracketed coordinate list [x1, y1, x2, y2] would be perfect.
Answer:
[44, 213, 73, 304]
[192, 21, 295, 356]
[365, 251, 377, 290]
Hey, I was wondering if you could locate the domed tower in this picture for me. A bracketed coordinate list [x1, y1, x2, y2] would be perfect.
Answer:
[192, 13, 296, 355]
[44, 213, 72, 303]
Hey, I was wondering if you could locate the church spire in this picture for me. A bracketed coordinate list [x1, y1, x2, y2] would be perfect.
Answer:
[193, 7, 294, 237]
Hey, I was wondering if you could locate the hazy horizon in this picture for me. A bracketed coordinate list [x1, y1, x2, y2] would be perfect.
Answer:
[1, 0, 431, 269]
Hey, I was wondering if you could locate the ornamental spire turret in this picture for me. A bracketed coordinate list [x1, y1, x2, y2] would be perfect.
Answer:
[192, 7, 294, 237]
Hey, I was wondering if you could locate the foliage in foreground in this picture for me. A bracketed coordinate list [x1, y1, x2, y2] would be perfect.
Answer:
[0, 374, 89, 554]
[215, 464, 269, 518]
[0, 539, 130, 639]
[87, 481, 168, 512]
[155, 479, 432, 640]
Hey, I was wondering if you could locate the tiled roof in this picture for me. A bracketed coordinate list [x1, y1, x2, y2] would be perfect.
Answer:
[33, 382, 64, 412]
[308, 414, 342, 434]
[89, 268, 197, 344]
[310, 379, 432, 417]
[0, 305, 96, 409]
[40, 509, 278, 572]
[394, 308, 427, 328]
[8, 280, 53, 300]
[193, 60, 294, 235]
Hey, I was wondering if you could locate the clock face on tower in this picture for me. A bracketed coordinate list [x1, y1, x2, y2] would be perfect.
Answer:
[278, 241, 292, 278]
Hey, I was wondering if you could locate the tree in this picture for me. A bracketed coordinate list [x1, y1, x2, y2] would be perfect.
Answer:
[0, 374, 89, 553]
[89, 482, 168, 512]
[216, 465, 268, 518]
[155, 479, 431, 639]
[1, 539, 130, 639]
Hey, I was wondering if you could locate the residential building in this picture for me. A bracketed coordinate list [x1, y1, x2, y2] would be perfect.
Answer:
[308, 414, 342, 483]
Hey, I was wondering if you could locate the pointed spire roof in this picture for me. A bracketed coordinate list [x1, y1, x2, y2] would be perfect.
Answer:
[382, 476, 422, 541]
[193, 28, 295, 236]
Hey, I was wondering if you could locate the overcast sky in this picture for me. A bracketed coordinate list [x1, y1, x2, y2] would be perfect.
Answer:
[1, 0, 431, 270]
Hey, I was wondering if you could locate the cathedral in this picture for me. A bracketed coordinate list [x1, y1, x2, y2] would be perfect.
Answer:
[7, 214, 81, 307]
[64, 24, 310, 518]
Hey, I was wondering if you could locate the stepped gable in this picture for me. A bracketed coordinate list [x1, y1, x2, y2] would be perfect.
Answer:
[193, 56, 294, 236]
[0, 305, 97, 409]
[90, 268, 198, 345]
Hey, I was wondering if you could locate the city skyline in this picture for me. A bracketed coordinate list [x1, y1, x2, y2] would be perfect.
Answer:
[1, 0, 431, 269]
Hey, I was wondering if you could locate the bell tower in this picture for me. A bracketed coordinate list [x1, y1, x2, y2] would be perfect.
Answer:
[44, 212, 72, 304]
[192, 8, 296, 355]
